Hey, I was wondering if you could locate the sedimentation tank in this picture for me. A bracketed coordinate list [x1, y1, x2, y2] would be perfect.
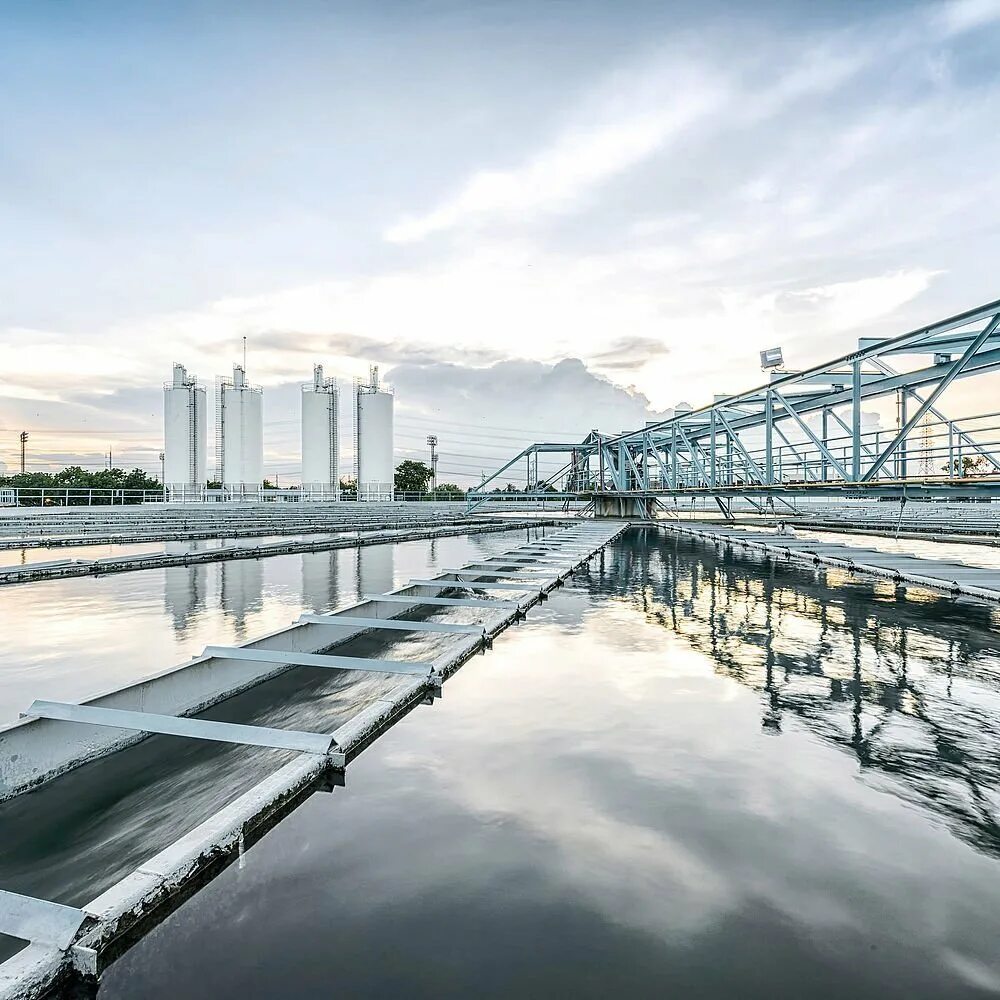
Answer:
[354, 366, 394, 501]
[216, 364, 264, 493]
[163, 363, 207, 493]
[301, 364, 339, 495]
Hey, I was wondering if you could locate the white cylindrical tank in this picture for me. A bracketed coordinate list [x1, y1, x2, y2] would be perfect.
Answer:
[355, 367, 393, 501]
[301, 364, 338, 495]
[163, 363, 207, 493]
[216, 364, 264, 493]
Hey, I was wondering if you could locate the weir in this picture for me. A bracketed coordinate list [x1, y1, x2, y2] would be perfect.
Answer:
[662, 522, 1000, 602]
[0, 505, 513, 550]
[0, 520, 627, 999]
[0, 517, 556, 585]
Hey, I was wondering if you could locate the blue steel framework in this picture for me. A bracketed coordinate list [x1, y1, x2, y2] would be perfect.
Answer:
[469, 298, 1000, 518]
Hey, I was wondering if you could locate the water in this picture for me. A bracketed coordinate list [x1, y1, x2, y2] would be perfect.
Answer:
[0, 528, 548, 933]
[0, 529, 542, 724]
[0, 531, 374, 567]
[7, 526, 1000, 997]
[93, 528, 1000, 998]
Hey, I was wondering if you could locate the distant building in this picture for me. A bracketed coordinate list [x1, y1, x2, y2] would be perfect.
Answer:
[163, 363, 207, 491]
[216, 365, 263, 493]
[354, 366, 394, 501]
[301, 364, 339, 495]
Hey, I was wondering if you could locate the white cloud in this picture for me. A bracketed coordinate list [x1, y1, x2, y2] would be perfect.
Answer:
[936, 0, 1000, 36]
[385, 64, 727, 243]
[5, 3, 1000, 475]
[771, 269, 944, 333]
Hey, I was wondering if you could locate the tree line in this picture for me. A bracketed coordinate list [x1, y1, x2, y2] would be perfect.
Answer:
[0, 460, 468, 504]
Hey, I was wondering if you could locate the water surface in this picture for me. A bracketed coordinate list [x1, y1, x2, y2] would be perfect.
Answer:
[82, 527, 1000, 999]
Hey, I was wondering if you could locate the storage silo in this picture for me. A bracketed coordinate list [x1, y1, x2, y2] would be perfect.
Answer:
[354, 366, 394, 501]
[163, 363, 207, 494]
[216, 364, 264, 494]
[301, 364, 338, 496]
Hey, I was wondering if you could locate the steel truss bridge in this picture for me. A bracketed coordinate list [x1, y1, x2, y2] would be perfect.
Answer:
[469, 298, 1000, 518]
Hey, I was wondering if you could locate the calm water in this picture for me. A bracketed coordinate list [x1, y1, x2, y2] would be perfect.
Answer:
[0, 529, 545, 724]
[0, 526, 559, 967]
[65, 527, 1000, 999]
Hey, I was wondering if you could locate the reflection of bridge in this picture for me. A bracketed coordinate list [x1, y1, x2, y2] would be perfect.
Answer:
[470, 299, 1000, 517]
[584, 528, 1000, 859]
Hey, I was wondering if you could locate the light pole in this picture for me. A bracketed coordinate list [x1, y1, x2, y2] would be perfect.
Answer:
[159, 452, 166, 501]
[19, 431, 28, 474]
[426, 435, 438, 492]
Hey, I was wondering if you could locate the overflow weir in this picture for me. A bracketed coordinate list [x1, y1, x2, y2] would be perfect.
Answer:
[0, 503, 500, 550]
[0, 517, 558, 586]
[0, 521, 627, 999]
[662, 522, 1000, 602]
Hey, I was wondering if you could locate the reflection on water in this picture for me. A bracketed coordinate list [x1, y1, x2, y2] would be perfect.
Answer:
[163, 543, 209, 634]
[0, 527, 550, 968]
[301, 549, 340, 613]
[592, 527, 1000, 859]
[0, 528, 543, 727]
[357, 543, 394, 600]
[93, 525, 1000, 1000]
[220, 558, 264, 640]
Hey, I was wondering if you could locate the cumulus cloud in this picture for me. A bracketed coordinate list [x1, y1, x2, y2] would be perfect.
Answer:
[389, 356, 665, 429]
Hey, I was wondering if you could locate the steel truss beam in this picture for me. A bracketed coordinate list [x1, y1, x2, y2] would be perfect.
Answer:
[470, 298, 1000, 505]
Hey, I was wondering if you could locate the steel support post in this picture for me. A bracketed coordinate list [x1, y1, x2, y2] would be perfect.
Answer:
[765, 389, 773, 485]
[852, 360, 862, 481]
[709, 411, 717, 488]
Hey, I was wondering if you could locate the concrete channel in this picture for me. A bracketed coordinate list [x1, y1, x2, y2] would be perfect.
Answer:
[0, 520, 628, 999]
[0, 506, 495, 551]
[0, 517, 557, 585]
[662, 522, 1000, 602]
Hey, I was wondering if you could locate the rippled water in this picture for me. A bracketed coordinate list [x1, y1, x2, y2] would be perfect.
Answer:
[69, 527, 1000, 999]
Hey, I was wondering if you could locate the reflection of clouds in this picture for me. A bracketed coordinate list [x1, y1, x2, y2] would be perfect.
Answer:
[389, 608, 1000, 975]
[941, 949, 1000, 994]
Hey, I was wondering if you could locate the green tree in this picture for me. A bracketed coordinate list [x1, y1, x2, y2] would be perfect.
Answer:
[942, 456, 987, 477]
[432, 483, 465, 499]
[0, 466, 160, 505]
[394, 460, 433, 494]
[339, 476, 358, 498]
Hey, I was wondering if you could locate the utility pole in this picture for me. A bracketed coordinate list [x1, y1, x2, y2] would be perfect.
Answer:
[426, 435, 438, 491]
[19, 431, 28, 474]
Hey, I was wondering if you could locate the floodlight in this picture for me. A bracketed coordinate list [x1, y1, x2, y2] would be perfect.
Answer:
[760, 347, 784, 370]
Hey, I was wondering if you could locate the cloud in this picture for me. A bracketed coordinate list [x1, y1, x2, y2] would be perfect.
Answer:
[251, 330, 507, 372]
[385, 62, 727, 243]
[935, 0, 1000, 36]
[5, 3, 1000, 474]
[769, 269, 944, 334]
[587, 336, 670, 371]
[387, 356, 668, 459]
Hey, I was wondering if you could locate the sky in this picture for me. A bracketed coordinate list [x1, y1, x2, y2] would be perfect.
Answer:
[2, 0, 1000, 484]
